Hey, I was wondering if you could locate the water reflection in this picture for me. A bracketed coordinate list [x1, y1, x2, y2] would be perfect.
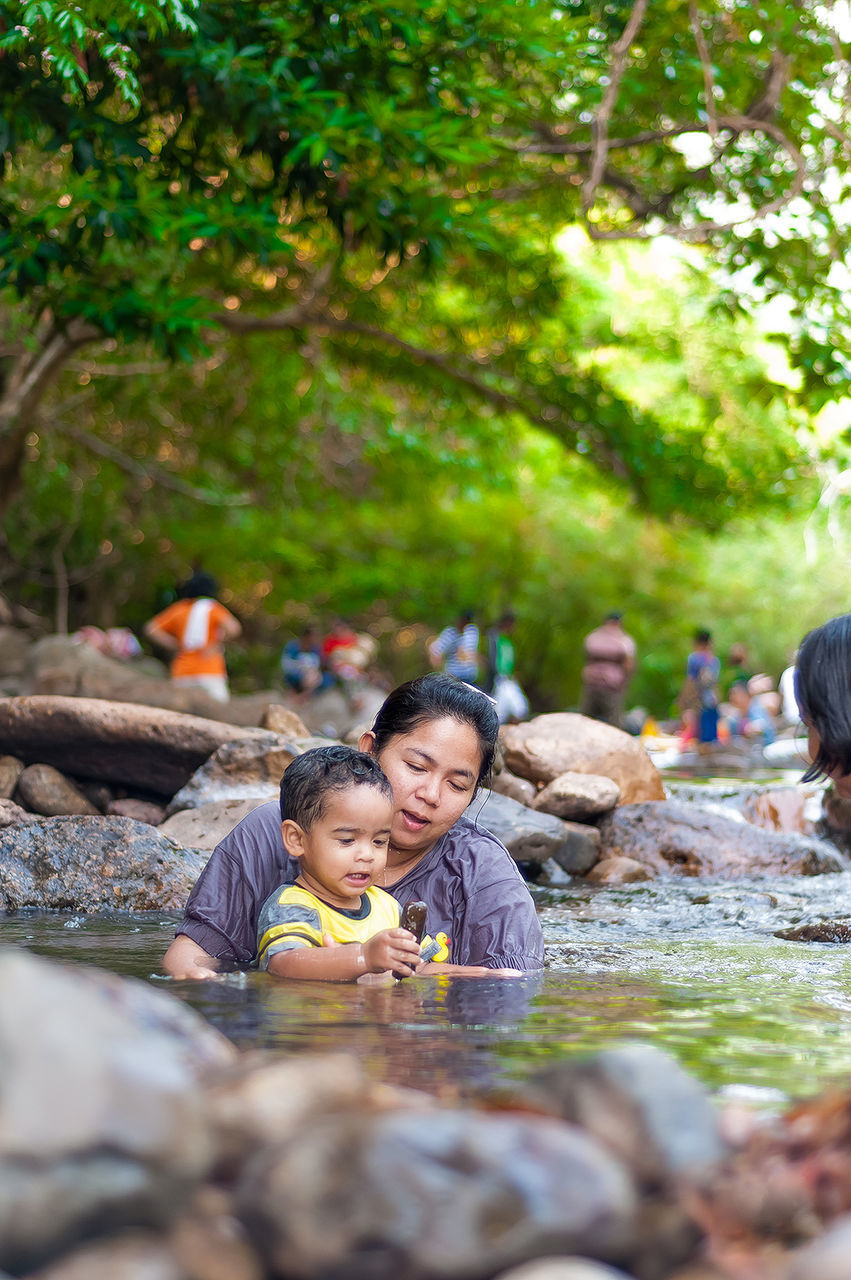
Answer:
[4, 870, 851, 1104]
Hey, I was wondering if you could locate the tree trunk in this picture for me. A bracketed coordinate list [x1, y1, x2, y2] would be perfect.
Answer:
[0, 320, 98, 518]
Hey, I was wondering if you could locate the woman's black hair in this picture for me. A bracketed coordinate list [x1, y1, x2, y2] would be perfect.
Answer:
[795, 613, 851, 783]
[370, 672, 499, 787]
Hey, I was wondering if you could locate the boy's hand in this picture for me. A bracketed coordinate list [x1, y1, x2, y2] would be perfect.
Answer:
[362, 928, 421, 977]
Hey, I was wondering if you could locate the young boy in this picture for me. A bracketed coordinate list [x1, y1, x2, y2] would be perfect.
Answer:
[256, 745, 422, 981]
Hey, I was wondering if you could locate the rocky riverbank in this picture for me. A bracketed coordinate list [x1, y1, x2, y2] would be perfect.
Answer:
[0, 694, 845, 911]
[0, 946, 849, 1280]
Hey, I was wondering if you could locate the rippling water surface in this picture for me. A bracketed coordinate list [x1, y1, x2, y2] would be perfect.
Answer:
[4, 859, 851, 1104]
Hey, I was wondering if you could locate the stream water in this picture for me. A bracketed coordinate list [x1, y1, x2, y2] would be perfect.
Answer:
[4, 850, 851, 1107]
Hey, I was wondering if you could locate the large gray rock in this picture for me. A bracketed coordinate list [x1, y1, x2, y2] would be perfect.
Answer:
[15, 764, 99, 817]
[0, 950, 234, 1273]
[166, 735, 331, 813]
[501, 715, 664, 804]
[478, 790, 601, 874]
[238, 1108, 637, 1279]
[598, 800, 843, 879]
[0, 696, 262, 795]
[0, 816, 207, 910]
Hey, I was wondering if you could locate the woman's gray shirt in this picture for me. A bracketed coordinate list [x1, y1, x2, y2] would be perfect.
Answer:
[176, 801, 544, 971]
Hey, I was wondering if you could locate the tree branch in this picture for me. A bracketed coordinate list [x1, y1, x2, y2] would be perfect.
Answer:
[585, 114, 806, 241]
[583, 0, 650, 213]
[689, 1, 719, 140]
[54, 419, 255, 506]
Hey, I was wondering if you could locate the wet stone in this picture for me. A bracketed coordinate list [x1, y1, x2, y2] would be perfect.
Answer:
[477, 789, 600, 872]
[787, 1214, 851, 1280]
[495, 1261, 638, 1280]
[0, 815, 207, 910]
[0, 756, 23, 800]
[533, 771, 620, 821]
[598, 800, 844, 879]
[774, 921, 851, 943]
[0, 799, 37, 828]
[106, 797, 167, 825]
[15, 764, 99, 817]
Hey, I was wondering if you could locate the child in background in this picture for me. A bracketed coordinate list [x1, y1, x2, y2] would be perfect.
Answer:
[257, 746, 422, 980]
[726, 680, 776, 746]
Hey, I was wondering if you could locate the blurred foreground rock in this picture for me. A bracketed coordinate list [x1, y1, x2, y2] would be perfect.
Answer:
[2, 949, 851, 1280]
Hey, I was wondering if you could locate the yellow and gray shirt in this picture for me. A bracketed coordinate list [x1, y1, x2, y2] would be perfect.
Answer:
[256, 882, 401, 971]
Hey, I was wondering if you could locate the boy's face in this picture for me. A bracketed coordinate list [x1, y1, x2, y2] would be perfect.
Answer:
[282, 784, 393, 909]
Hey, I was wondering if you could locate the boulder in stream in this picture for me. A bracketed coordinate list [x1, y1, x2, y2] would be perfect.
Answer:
[478, 790, 601, 874]
[0, 815, 207, 910]
[597, 800, 844, 878]
[501, 715, 665, 804]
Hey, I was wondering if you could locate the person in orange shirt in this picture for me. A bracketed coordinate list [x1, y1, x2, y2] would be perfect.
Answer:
[144, 570, 242, 702]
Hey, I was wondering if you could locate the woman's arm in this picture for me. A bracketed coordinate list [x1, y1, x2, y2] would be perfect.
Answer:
[163, 934, 223, 980]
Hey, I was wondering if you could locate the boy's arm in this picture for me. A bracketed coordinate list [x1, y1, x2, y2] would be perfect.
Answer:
[266, 929, 420, 982]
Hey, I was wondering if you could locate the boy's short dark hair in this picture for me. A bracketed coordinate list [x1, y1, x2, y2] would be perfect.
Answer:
[279, 745, 392, 829]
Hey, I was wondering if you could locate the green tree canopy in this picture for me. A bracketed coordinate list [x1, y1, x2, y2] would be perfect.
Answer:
[1, 0, 849, 523]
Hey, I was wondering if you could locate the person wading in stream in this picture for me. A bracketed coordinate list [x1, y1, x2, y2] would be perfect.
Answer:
[163, 673, 544, 980]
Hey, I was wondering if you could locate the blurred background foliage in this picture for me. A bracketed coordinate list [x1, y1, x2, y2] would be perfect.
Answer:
[2, 0, 851, 716]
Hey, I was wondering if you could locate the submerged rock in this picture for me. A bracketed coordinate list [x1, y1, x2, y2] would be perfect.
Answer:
[597, 800, 844, 878]
[0, 815, 206, 910]
[501, 715, 664, 804]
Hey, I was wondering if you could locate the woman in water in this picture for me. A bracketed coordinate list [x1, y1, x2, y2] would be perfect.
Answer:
[163, 673, 544, 979]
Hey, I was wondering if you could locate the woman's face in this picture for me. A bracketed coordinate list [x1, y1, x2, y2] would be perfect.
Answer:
[360, 715, 484, 860]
